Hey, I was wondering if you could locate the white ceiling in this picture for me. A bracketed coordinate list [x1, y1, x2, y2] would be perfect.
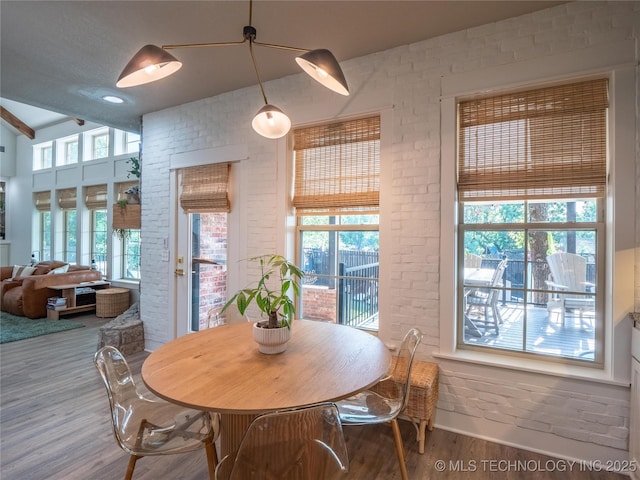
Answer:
[0, 0, 565, 135]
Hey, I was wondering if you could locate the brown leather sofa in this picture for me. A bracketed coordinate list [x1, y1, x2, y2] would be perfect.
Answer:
[1, 261, 101, 319]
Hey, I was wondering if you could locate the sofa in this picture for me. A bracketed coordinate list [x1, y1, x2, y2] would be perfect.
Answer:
[1, 261, 101, 319]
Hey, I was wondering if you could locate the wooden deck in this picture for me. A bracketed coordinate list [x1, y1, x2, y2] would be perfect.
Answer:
[464, 303, 596, 361]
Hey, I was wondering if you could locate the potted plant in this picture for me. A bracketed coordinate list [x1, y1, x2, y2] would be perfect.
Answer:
[126, 157, 141, 203]
[124, 184, 140, 204]
[222, 254, 304, 354]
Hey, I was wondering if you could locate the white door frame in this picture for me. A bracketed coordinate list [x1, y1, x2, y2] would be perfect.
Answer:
[169, 145, 249, 339]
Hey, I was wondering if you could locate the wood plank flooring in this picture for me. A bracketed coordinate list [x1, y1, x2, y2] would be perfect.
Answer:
[0, 313, 628, 480]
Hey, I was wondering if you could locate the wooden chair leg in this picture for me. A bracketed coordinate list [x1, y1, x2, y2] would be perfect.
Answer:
[205, 437, 217, 480]
[390, 419, 408, 480]
[125, 455, 141, 480]
[418, 420, 427, 454]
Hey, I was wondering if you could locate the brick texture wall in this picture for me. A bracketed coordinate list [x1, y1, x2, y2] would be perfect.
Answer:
[141, 1, 639, 462]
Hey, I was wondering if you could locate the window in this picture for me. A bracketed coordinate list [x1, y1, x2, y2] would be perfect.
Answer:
[83, 127, 109, 160]
[456, 79, 607, 365]
[40, 212, 51, 261]
[33, 142, 53, 170]
[114, 182, 140, 280]
[293, 116, 381, 330]
[123, 230, 141, 280]
[56, 134, 79, 166]
[114, 129, 140, 156]
[58, 188, 77, 264]
[34, 191, 51, 261]
[85, 185, 108, 276]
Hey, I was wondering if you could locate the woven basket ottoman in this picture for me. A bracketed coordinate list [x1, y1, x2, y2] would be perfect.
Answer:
[371, 357, 439, 454]
[96, 288, 130, 318]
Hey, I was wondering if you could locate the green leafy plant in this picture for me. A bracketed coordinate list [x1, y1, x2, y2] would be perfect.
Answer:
[117, 199, 128, 208]
[127, 157, 141, 179]
[222, 254, 304, 329]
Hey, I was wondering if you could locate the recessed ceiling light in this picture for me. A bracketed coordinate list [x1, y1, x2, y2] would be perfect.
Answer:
[102, 95, 124, 104]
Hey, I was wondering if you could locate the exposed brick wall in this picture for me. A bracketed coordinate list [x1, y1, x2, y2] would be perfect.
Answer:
[438, 367, 630, 451]
[140, 1, 639, 461]
[302, 286, 336, 322]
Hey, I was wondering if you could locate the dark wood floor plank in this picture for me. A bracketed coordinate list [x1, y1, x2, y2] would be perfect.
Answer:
[0, 313, 628, 480]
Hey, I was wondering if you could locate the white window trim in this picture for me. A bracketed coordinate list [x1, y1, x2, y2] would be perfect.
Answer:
[33, 141, 53, 170]
[56, 134, 79, 166]
[437, 39, 636, 385]
[83, 126, 110, 161]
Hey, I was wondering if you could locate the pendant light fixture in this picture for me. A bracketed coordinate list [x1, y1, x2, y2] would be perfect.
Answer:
[116, 0, 349, 139]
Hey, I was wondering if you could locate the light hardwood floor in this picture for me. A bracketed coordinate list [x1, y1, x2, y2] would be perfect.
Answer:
[0, 313, 628, 480]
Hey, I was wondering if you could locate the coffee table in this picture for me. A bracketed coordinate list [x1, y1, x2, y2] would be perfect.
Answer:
[46, 280, 110, 320]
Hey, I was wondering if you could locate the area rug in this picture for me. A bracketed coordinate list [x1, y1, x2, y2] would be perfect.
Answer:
[0, 312, 84, 344]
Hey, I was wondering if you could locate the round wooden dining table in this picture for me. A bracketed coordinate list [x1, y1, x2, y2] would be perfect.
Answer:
[141, 319, 391, 456]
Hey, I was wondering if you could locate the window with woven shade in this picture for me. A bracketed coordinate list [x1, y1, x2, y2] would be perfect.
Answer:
[85, 185, 108, 276]
[56, 188, 77, 264]
[57, 188, 77, 210]
[85, 185, 108, 210]
[293, 115, 380, 213]
[180, 163, 230, 213]
[33, 191, 52, 261]
[34, 191, 51, 211]
[293, 115, 381, 331]
[456, 78, 607, 366]
[458, 78, 608, 202]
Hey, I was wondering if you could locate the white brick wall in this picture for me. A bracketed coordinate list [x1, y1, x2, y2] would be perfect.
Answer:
[141, 1, 639, 462]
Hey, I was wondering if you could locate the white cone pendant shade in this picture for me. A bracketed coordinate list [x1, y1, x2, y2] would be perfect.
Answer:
[117, 45, 182, 88]
[252, 104, 291, 139]
[295, 49, 349, 96]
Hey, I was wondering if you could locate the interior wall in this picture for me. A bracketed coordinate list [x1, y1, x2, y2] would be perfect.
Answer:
[0, 124, 17, 177]
[139, 0, 638, 465]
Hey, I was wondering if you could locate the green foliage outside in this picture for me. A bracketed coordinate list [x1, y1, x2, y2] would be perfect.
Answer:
[300, 214, 380, 252]
[463, 200, 598, 259]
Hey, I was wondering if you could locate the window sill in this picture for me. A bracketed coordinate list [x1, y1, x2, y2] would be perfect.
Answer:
[432, 349, 630, 388]
[109, 278, 140, 288]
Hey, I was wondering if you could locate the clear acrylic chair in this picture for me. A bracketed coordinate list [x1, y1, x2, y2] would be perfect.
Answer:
[94, 346, 218, 480]
[336, 328, 423, 480]
[214, 402, 349, 480]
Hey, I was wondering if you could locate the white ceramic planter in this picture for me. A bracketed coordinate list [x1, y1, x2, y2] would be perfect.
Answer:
[252, 322, 292, 354]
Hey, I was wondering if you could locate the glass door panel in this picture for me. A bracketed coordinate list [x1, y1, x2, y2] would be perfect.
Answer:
[189, 213, 228, 332]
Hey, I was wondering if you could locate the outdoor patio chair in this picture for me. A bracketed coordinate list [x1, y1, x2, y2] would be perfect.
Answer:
[465, 259, 508, 334]
[545, 252, 595, 328]
[94, 346, 218, 480]
[464, 253, 483, 268]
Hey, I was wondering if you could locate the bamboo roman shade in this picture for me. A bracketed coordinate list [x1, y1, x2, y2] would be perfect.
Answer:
[57, 188, 77, 210]
[180, 163, 230, 213]
[85, 184, 108, 209]
[458, 78, 608, 202]
[293, 115, 380, 212]
[34, 191, 51, 211]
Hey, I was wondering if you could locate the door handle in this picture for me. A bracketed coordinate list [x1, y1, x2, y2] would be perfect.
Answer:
[175, 268, 184, 276]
